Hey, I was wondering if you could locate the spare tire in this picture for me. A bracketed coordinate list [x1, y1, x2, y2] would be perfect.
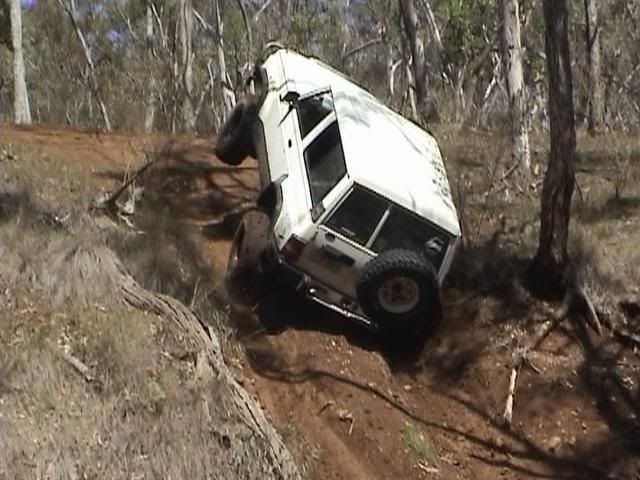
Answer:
[356, 249, 440, 334]
[214, 97, 258, 166]
[225, 210, 270, 306]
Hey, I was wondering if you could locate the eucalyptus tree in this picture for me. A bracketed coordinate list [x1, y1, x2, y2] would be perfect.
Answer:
[529, 0, 577, 295]
[9, 0, 32, 124]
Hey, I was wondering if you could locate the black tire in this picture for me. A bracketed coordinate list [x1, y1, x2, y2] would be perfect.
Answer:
[225, 210, 270, 306]
[214, 97, 258, 166]
[356, 249, 440, 335]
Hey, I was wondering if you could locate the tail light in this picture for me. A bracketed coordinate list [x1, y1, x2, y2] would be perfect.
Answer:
[280, 235, 307, 262]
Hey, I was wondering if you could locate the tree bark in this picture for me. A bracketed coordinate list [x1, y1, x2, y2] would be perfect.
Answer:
[502, 0, 531, 177]
[9, 0, 31, 125]
[179, 0, 196, 132]
[529, 0, 576, 297]
[584, 0, 604, 135]
[399, 0, 429, 125]
[58, 0, 111, 131]
[144, 0, 156, 133]
[213, 0, 236, 119]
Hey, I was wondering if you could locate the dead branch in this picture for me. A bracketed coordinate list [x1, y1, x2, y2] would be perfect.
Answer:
[502, 366, 518, 425]
[59, 349, 95, 383]
[342, 37, 384, 62]
[91, 154, 156, 215]
[502, 315, 565, 426]
[252, 0, 274, 23]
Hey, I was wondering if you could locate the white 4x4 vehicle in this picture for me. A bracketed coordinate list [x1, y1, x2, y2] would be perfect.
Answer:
[216, 45, 461, 337]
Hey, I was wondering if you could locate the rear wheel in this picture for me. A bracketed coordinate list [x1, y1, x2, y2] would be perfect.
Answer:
[356, 249, 441, 337]
[225, 210, 271, 306]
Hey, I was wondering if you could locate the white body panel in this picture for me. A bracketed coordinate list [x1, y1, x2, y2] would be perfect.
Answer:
[252, 47, 461, 323]
[277, 51, 460, 236]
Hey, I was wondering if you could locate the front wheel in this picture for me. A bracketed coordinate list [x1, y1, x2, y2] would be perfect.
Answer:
[356, 249, 441, 337]
[225, 210, 271, 306]
[214, 97, 258, 166]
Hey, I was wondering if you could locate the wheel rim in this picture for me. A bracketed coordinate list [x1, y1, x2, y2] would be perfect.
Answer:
[377, 276, 420, 314]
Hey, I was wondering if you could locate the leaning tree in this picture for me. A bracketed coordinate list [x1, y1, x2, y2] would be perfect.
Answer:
[528, 0, 576, 296]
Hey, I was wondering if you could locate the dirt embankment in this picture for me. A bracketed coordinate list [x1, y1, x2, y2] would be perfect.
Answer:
[0, 126, 299, 480]
[2, 124, 640, 480]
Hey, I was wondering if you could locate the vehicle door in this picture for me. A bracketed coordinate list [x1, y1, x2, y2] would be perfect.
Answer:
[292, 92, 389, 297]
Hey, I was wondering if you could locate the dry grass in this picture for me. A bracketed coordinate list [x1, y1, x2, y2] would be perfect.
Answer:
[2, 126, 639, 480]
[0, 296, 275, 480]
[0, 160, 288, 480]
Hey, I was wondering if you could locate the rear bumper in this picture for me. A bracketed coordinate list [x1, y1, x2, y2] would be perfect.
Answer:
[261, 241, 373, 329]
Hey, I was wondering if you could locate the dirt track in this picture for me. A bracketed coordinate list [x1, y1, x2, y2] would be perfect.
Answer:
[3, 124, 639, 480]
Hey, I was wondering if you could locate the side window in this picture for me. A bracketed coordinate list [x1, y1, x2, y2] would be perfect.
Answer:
[304, 121, 347, 208]
[325, 187, 388, 246]
[372, 207, 449, 268]
[297, 91, 334, 138]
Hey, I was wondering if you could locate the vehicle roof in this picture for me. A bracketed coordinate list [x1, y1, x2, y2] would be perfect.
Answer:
[275, 49, 461, 237]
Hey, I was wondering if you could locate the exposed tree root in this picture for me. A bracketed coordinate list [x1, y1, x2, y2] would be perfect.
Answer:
[196, 201, 256, 231]
[113, 252, 301, 480]
[577, 284, 603, 335]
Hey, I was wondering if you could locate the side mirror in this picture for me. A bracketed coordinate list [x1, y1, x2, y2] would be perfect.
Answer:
[278, 92, 300, 126]
[281, 91, 300, 105]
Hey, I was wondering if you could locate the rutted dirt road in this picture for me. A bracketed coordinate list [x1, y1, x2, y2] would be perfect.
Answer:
[3, 124, 639, 480]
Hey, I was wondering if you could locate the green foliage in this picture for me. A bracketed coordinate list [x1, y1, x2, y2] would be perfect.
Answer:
[2, 0, 640, 131]
[400, 421, 441, 467]
[436, 0, 498, 65]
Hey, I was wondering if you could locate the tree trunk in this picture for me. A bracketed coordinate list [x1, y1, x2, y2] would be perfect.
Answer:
[584, 0, 604, 135]
[144, 0, 156, 133]
[10, 0, 31, 125]
[529, 0, 577, 297]
[213, 0, 236, 119]
[502, 0, 531, 177]
[399, 0, 429, 125]
[180, 0, 196, 132]
[58, 0, 111, 131]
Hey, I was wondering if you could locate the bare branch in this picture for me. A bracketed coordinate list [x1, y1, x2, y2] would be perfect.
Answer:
[193, 8, 215, 35]
[234, 0, 253, 51]
[252, 0, 274, 24]
[342, 37, 384, 62]
[114, 4, 139, 42]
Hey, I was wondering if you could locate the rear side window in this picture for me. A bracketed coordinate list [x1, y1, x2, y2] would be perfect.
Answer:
[325, 187, 387, 245]
[297, 91, 334, 138]
[304, 121, 347, 207]
[372, 207, 449, 267]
